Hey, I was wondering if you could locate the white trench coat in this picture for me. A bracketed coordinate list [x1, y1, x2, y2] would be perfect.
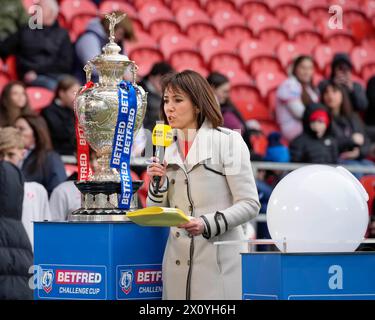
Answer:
[147, 120, 260, 300]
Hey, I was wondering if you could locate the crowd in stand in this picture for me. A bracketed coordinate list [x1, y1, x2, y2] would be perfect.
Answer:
[0, 0, 375, 299]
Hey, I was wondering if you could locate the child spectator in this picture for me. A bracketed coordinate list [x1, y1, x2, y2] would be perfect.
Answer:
[0, 81, 34, 127]
[276, 55, 319, 142]
[290, 103, 338, 164]
[0, 127, 51, 250]
[263, 132, 290, 163]
[41, 76, 80, 156]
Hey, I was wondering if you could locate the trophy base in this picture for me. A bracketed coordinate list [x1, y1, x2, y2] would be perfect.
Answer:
[69, 209, 132, 222]
[68, 180, 144, 222]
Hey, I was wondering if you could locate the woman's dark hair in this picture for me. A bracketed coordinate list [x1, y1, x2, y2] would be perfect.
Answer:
[0, 81, 34, 127]
[291, 55, 316, 107]
[55, 75, 79, 100]
[16, 114, 52, 174]
[321, 81, 353, 117]
[206, 72, 229, 89]
[160, 70, 223, 128]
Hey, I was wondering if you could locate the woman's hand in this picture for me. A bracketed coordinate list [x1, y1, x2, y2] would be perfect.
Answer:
[178, 217, 205, 236]
[340, 147, 360, 160]
[146, 157, 167, 187]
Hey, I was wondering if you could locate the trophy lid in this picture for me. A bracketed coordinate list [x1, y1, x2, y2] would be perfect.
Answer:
[90, 12, 131, 65]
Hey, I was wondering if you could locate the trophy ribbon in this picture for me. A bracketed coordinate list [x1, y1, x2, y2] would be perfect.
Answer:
[75, 115, 93, 181]
[110, 80, 138, 209]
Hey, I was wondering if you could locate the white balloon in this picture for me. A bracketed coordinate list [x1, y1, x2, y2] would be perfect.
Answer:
[266, 165, 369, 253]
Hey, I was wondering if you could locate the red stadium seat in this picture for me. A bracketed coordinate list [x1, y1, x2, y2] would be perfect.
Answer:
[173, 63, 209, 78]
[230, 85, 273, 121]
[264, 0, 297, 10]
[258, 120, 281, 137]
[274, 3, 304, 22]
[199, 36, 235, 64]
[138, 3, 174, 30]
[211, 9, 246, 34]
[4, 56, 18, 81]
[149, 20, 181, 41]
[59, 0, 98, 26]
[236, 0, 270, 19]
[64, 164, 78, 177]
[258, 29, 288, 51]
[133, 0, 164, 10]
[0, 73, 10, 95]
[282, 16, 317, 39]
[255, 71, 287, 98]
[212, 68, 252, 87]
[186, 23, 218, 45]
[249, 56, 283, 77]
[359, 175, 375, 219]
[277, 41, 312, 68]
[313, 44, 334, 72]
[159, 33, 197, 60]
[204, 0, 236, 16]
[26, 87, 54, 113]
[307, 7, 329, 24]
[129, 49, 163, 77]
[70, 15, 97, 42]
[168, 0, 200, 14]
[294, 32, 323, 54]
[351, 46, 375, 74]
[175, 6, 211, 31]
[169, 51, 204, 70]
[125, 31, 158, 56]
[247, 13, 280, 35]
[300, 0, 328, 13]
[327, 34, 355, 54]
[210, 54, 244, 73]
[222, 26, 253, 47]
[99, 1, 137, 18]
[238, 39, 275, 67]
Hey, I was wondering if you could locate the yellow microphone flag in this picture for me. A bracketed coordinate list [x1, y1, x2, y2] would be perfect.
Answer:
[152, 124, 173, 147]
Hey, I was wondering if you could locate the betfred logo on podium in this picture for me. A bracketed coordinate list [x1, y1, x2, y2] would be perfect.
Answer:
[117, 264, 163, 300]
[41, 269, 54, 294]
[37, 265, 107, 300]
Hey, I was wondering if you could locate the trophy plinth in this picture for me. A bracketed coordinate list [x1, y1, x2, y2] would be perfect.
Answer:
[71, 12, 147, 222]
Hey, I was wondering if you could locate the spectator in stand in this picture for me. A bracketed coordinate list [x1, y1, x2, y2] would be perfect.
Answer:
[321, 81, 373, 175]
[290, 103, 338, 164]
[263, 132, 290, 163]
[0, 81, 34, 127]
[0, 127, 51, 250]
[0, 0, 28, 42]
[319, 53, 368, 112]
[14, 114, 67, 195]
[0, 0, 73, 90]
[207, 72, 254, 153]
[276, 55, 319, 142]
[74, 11, 136, 84]
[140, 62, 174, 133]
[0, 161, 33, 300]
[41, 76, 80, 156]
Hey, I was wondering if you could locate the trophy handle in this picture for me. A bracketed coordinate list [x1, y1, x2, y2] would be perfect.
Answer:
[131, 61, 138, 85]
[83, 62, 94, 83]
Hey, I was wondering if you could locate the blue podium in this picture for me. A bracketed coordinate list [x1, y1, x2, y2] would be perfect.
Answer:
[34, 222, 169, 300]
[242, 252, 375, 300]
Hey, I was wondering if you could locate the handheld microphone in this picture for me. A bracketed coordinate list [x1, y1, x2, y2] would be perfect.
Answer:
[152, 123, 173, 194]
